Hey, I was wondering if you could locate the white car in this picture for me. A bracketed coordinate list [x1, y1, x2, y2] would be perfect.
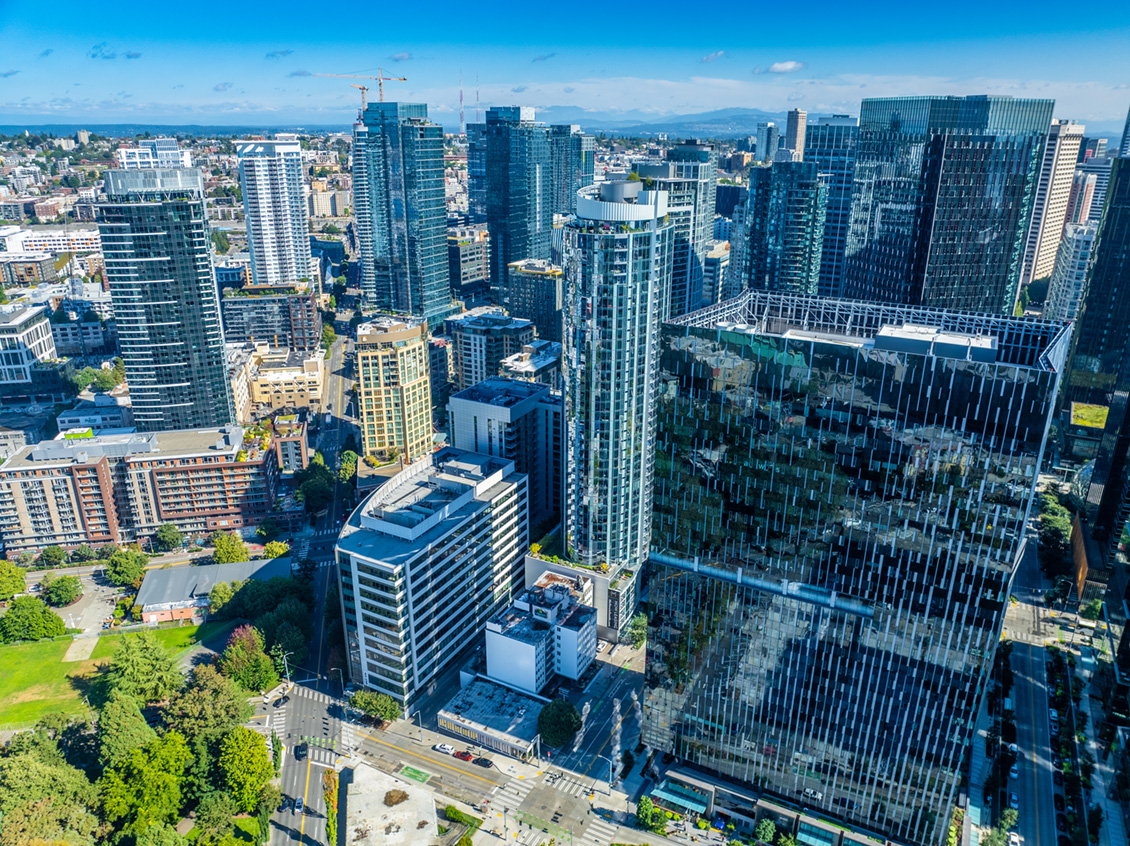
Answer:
[597, 641, 608, 653]
[433, 743, 455, 755]
[1049, 708, 1059, 721]
[1008, 743, 1019, 755]
[1009, 833, 1021, 846]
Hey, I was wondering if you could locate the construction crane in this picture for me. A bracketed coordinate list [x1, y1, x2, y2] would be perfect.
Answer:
[349, 84, 369, 109]
[313, 69, 407, 104]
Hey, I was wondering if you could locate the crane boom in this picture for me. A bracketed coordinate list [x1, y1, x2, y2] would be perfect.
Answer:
[313, 68, 407, 102]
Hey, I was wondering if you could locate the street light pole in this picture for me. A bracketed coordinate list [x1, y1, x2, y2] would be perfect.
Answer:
[595, 754, 616, 795]
[280, 650, 294, 685]
[410, 710, 423, 743]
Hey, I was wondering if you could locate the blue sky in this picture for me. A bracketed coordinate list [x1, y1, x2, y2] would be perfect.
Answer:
[1, 0, 1128, 131]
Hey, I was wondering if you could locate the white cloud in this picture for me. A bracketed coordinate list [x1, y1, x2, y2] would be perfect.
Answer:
[768, 61, 805, 74]
[700, 51, 726, 64]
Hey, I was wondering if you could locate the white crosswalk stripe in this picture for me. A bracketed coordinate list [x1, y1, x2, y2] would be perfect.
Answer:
[580, 819, 618, 846]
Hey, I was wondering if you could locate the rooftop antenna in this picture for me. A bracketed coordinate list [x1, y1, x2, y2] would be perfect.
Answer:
[459, 71, 465, 136]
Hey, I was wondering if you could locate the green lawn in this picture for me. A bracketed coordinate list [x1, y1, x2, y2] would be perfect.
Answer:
[0, 621, 236, 726]
[1071, 402, 1109, 430]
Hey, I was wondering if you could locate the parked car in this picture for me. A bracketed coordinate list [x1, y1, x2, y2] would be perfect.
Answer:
[802, 788, 825, 801]
[1055, 814, 1067, 832]
[1008, 833, 1020, 846]
[1009, 763, 1019, 780]
[433, 744, 455, 755]
[597, 641, 608, 653]
[454, 750, 474, 762]
[294, 798, 304, 816]
[1008, 743, 1019, 755]
[1050, 720, 1060, 737]
[1009, 793, 1019, 810]
[1054, 795, 1065, 812]
[473, 757, 494, 769]
[294, 743, 307, 761]
[278, 796, 291, 813]
[1049, 708, 1059, 721]
[1053, 771, 1064, 787]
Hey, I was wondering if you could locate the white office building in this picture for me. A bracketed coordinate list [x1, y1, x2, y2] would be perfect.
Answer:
[335, 449, 528, 707]
[485, 571, 597, 696]
[237, 135, 312, 286]
[0, 306, 57, 384]
[1021, 119, 1085, 286]
[1044, 223, 1097, 322]
[116, 138, 193, 170]
[0, 226, 101, 255]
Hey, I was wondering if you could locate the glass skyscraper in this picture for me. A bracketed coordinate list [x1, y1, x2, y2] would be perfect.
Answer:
[548, 124, 595, 216]
[635, 141, 717, 318]
[353, 102, 454, 325]
[803, 116, 858, 298]
[644, 291, 1068, 846]
[563, 182, 672, 632]
[731, 161, 826, 296]
[468, 107, 552, 293]
[237, 135, 312, 286]
[843, 95, 1053, 314]
[98, 168, 234, 431]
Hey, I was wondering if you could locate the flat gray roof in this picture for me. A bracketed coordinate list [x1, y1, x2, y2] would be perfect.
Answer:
[135, 557, 290, 609]
[438, 677, 543, 749]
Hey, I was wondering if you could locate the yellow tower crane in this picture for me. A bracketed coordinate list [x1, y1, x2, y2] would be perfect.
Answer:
[313, 69, 407, 106]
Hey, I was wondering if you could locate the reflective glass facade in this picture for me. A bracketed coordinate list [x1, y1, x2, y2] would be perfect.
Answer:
[99, 168, 234, 431]
[843, 96, 1053, 314]
[548, 124, 595, 216]
[353, 102, 454, 326]
[644, 291, 1069, 846]
[804, 118, 858, 298]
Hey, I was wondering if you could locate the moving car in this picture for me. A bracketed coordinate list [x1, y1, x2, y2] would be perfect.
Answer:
[473, 757, 494, 768]
[1009, 793, 1019, 810]
[273, 695, 290, 707]
[278, 796, 291, 813]
[454, 750, 474, 762]
[433, 744, 455, 755]
[294, 798, 304, 816]
[294, 743, 307, 761]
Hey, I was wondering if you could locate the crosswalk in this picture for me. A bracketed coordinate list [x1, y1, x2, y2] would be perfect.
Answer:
[489, 774, 536, 811]
[579, 817, 619, 846]
[542, 774, 591, 798]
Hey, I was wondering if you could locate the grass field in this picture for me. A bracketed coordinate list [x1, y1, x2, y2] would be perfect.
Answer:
[0, 621, 236, 726]
[1071, 402, 1109, 430]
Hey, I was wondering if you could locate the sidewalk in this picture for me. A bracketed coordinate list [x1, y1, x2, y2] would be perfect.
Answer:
[1082, 693, 1127, 846]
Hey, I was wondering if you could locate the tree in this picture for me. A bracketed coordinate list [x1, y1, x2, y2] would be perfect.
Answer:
[211, 230, 230, 255]
[106, 549, 146, 587]
[537, 698, 582, 747]
[755, 818, 779, 844]
[134, 821, 190, 846]
[98, 688, 157, 769]
[998, 809, 1019, 831]
[106, 631, 183, 703]
[777, 834, 798, 846]
[218, 727, 272, 812]
[92, 369, 119, 392]
[209, 581, 234, 616]
[263, 541, 289, 559]
[192, 793, 238, 846]
[627, 612, 648, 649]
[0, 595, 65, 643]
[1080, 598, 1103, 620]
[339, 450, 358, 483]
[212, 531, 249, 565]
[39, 545, 67, 568]
[218, 625, 278, 691]
[165, 664, 253, 745]
[99, 731, 192, 837]
[155, 523, 183, 552]
[0, 558, 26, 601]
[350, 690, 402, 723]
[322, 324, 336, 349]
[254, 518, 281, 542]
[636, 795, 657, 830]
[70, 545, 98, 563]
[43, 574, 83, 607]
[295, 460, 336, 514]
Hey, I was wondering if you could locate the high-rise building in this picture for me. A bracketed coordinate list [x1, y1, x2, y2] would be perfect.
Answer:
[237, 135, 313, 287]
[1021, 120, 1085, 286]
[467, 107, 552, 288]
[784, 108, 807, 160]
[548, 124, 595, 216]
[1043, 223, 1097, 322]
[99, 169, 233, 431]
[1079, 156, 1114, 224]
[447, 224, 491, 308]
[731, 161, 826, 296]
[756, 122, 779, 163]
[1065, 171, 1098, 226]
[1078, 137, 1108, 163]
[563, 182, 672, 635]
[843, 95, 1054, 314]
[701, 240, 731, 305]
[0, 306, 55, 386]
[507, 258, 563, 342]
[644, 290, 1068, 846]
[335, 448, 528, 706]
[444, 307, 536, 391]
[220, 281, 321, 350]
[354, 316, 432, 462]
[634, 140, 717, 317]
[116, 138, 192, 170]
[1121, 102, 1130, 157]
[353, 103, 454, 325]
[448, 376, 562, 529]
[803, 115, 858, 298]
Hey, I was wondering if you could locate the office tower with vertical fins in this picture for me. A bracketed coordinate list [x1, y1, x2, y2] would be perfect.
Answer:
[548, 124, 595, 216]
[1020, 119, 1084, 286]
[803, 115, 858, 298]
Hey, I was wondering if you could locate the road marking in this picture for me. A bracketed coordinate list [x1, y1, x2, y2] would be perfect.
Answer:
[299, 758, 311, 838]
[401, 765, 431, 783]
[357, 731, 500, 787]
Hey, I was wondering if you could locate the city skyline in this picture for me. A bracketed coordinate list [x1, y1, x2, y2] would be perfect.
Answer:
[1, 1, 1129, 128]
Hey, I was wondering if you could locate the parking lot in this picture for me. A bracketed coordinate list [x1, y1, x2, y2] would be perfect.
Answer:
[27, 571, 123, 635]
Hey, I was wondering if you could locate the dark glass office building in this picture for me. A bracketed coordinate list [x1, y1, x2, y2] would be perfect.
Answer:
[803, 116, 858, 298]
[468, 107, 552, 290]
[843, 95, 1053, 314]
[548, 124, 595, 216]
[353, 102, 454, 325]
[99, 168, 234, 431]
[732, 161, 826, 296]
[644, 291, 1069, 846]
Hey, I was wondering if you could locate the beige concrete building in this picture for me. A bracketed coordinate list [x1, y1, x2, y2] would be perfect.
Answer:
[1022, 119, 1085, 286]
[249, 349, 324, 412]
[356, 316, 432, 462]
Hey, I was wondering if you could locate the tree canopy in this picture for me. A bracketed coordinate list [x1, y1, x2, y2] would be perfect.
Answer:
[154, 524, 184, 552]
[39, 545, 67, 568]
[164, 664, 253, 746]
[98, 688, 158, 769]
[537, 699, 582, 747]
[0, 596, 65, 643]
[218, 727, 272, 812]
[105, 631, 183, 704]
[350, 691, 402, 723]
[42, 573, 84, 607]
[218, 625, 278, 692]
[99, 731, 192, 839]
[0, 558, 26, 601]
[211, 532, 249, 565]
[106, 549, 147, 588]
[263, 541, 289, 560]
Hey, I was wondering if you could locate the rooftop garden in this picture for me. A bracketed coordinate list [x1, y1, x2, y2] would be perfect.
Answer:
[1070, 402, 1108, 430]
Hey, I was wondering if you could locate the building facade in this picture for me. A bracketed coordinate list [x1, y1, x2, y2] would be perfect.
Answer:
[1078, 156, 1114, 225]
[1020, 120, 1085, 286]
[784, 109, 807, 160]
[500, 340, 562, 389]
[237, 136, 313, 287]
[335, 449, 528, 706]
[1043, 223, 1097, 322]
[733, 161, 827, 296]
[0, 306, 56, 385]
[220, 283, 321, 350]
[355, 316, 432, 462]
[563, 182, 672, 633]
[444, 307, 536, 391]
[644, 291, 1070, 846]
[448, 377, 562, 530]
[506, 258, 563, 342]
[99, 168, 234, 431]
[116, 138, 192, 170]
[447, 224, 491, 308]
[467, 107, 553, 288]
[353, 102, 453, 325]
[803, 116, 858, 298]
[548, 124, 595, 216]
[1066, 171, 1097, 226]
[843, 95, 1054, 314]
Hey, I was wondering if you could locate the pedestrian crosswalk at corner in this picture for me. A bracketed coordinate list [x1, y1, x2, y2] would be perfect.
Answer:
[579, 817, 619, 846]
[489, 776, 535, 812]
[268, 701, 288, 735]
[543, 773, 591, 798]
